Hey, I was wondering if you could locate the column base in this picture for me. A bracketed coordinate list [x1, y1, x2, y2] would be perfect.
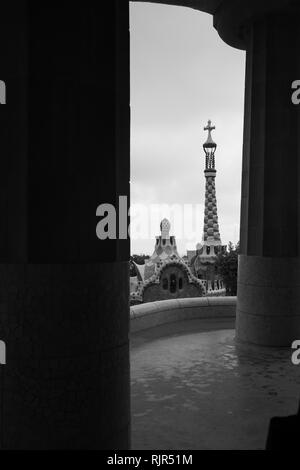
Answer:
[236, 255, 300, 347]
[0, 262, 130, 449]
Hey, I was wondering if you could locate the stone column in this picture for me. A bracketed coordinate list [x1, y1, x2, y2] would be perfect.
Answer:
[0, 2, 130, 449]
[236, 7, 300, 346]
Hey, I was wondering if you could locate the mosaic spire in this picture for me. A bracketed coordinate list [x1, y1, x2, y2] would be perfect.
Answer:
[202, 120, 221, 246]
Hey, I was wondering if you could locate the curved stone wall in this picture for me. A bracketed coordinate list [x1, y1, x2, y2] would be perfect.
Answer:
[131, 296, 236, 333]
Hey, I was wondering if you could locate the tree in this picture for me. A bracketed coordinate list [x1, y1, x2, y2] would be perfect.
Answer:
[129, 254, 150, 277]
[216, 242, 240, 296]
[131, 254, 150, 265]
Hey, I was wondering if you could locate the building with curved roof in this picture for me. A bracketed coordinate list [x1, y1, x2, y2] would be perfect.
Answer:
[130, 220, 206, 304]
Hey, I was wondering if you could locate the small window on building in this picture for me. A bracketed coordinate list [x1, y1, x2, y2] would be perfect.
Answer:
[162, 278, 168, 290]
[179, 278, 183, 290]
[207, 246, 210, 255]
[170, 274, 177, 293]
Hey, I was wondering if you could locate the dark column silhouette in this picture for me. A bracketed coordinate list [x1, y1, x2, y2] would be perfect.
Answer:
[266, 402, 300, 450]
[0, 1, 130, 449]
[236, 6, 300, 346]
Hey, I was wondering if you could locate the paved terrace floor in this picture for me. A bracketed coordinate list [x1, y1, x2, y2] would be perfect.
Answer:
[131, 319, 300, 450]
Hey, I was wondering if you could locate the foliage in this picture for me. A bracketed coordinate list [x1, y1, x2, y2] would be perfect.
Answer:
[130, 254, 150, 277]
[216, 242, 240, 296]
[131, 254, 150, 265]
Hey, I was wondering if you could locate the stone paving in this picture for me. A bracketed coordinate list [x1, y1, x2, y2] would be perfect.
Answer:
[131, 319, 300, 450]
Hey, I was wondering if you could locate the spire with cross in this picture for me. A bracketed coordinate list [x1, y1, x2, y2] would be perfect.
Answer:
[203, 120, 217, 170]
[204, 120, 216, 146]
[201, 120, 221, 246]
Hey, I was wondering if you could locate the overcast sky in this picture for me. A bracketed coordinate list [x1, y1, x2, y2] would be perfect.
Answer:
[130, 2, 245, 256]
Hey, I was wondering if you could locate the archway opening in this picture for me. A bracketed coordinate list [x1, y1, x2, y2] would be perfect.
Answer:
[129, 0, 246, 450]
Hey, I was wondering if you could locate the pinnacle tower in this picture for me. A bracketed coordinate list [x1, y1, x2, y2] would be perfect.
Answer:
[189, 121, 225, 285]
[202, 120, 222, 255]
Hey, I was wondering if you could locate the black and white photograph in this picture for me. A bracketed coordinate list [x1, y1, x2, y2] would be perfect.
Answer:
[0, 0, 300, 457]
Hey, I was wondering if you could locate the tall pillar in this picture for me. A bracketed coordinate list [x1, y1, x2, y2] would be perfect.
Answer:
[202, 121, 222, 251]
[0, 2, 130, 449]
[193, 121, 223, 282]
[236, 7, 300, 346]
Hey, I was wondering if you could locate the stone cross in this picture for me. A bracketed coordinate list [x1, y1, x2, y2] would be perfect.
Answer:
[204, 120, 215, 136]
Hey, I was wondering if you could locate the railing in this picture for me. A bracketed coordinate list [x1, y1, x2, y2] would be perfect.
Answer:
[130, 296, 236, 333]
